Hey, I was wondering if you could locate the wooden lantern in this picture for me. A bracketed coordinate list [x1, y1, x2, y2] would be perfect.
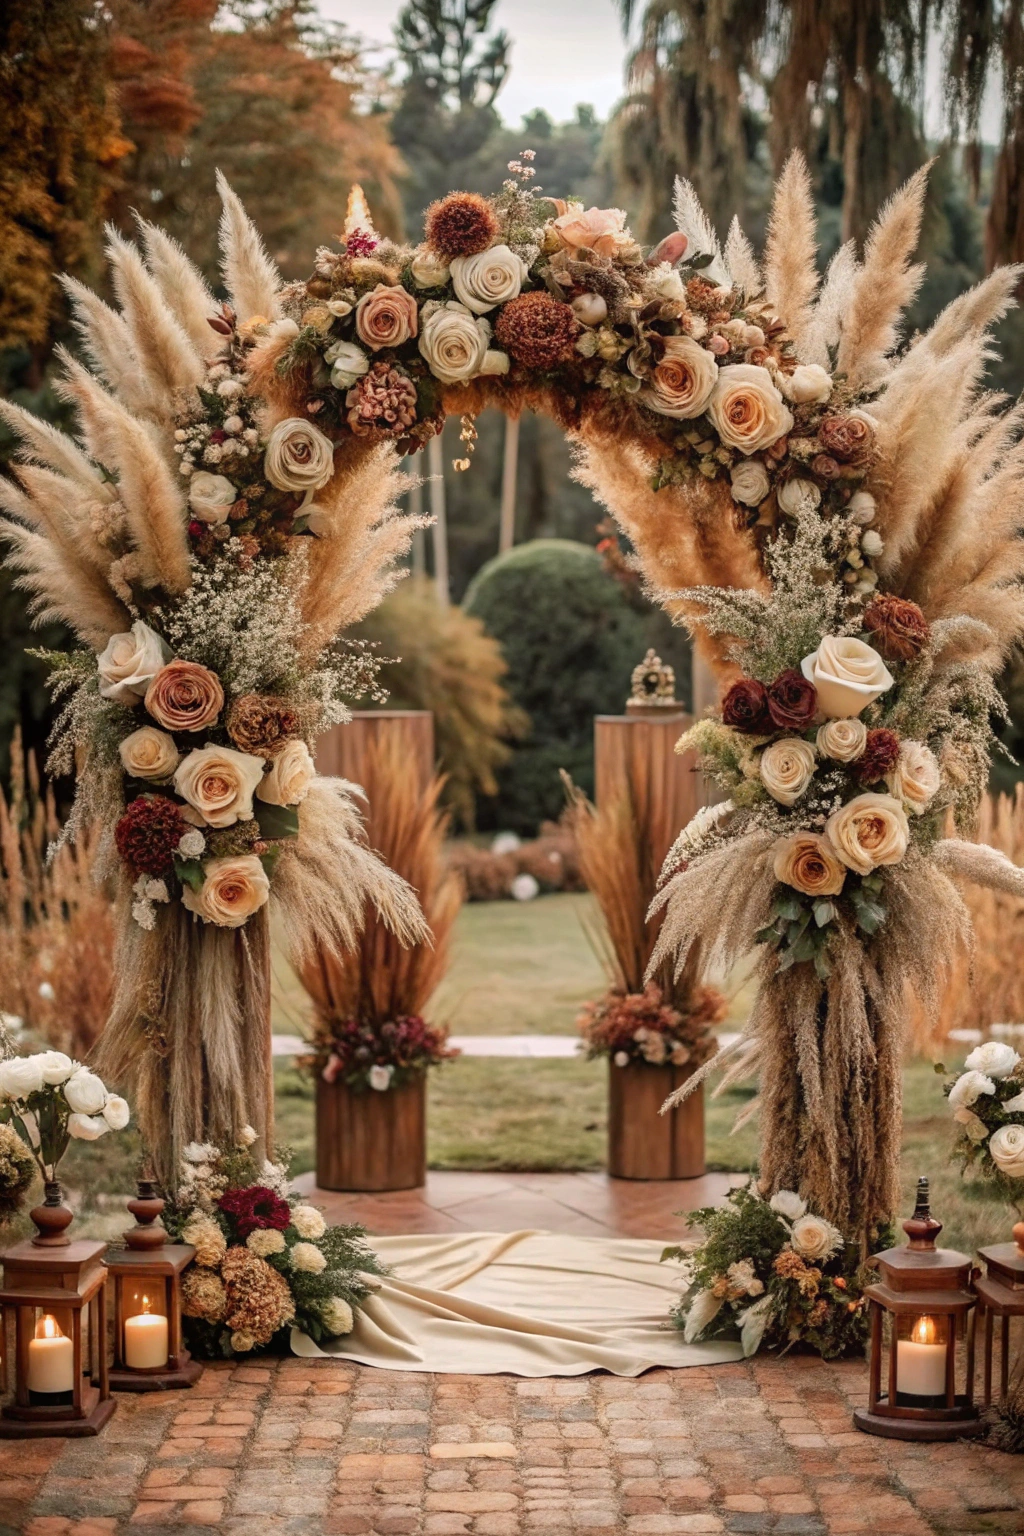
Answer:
[854, 1177, 982, 1441]
[0, 1227, 113, 1438]
[103, 1179, 201, 1392]
[974, 1220, 1024, 1408]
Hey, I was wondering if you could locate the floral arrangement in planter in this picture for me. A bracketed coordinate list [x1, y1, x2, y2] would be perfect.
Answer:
[315, 1015, 458, 1093]
[165, 1132, 384, 1357]
[944, 1040, 1024, 1199]
[577, 982, 723, 1070]
[664, 1184, 876, 1359]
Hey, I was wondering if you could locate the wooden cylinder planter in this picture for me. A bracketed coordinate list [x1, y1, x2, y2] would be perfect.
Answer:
[316, 1074, 427, 1192]
[607, 1060, 705, 1180]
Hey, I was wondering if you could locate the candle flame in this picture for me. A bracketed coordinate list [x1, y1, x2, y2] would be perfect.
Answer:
[36, 1314, 63, 1340]
[141, 1295, 151, 1315]
[911, 1315, 938, 1345]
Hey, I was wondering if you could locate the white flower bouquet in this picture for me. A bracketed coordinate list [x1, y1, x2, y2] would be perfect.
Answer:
[0, 1049, 130, 1184]
[944, 1041, 1024, 1196]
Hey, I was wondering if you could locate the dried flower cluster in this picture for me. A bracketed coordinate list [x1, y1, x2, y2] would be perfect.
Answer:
[315, 1015, 457, 1093]
[577, 982, 723, 1070]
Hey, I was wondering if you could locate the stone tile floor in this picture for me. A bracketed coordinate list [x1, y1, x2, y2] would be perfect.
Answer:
[5, 1172, 1024, 1536]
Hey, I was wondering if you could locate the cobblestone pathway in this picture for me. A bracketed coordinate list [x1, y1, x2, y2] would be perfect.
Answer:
[6, 1350, 1024, 1536]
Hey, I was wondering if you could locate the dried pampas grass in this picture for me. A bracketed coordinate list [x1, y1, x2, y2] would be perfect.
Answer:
[763, 152, 818, 356]
[216, 170, 282, 324]
[836, 163, 929, 388]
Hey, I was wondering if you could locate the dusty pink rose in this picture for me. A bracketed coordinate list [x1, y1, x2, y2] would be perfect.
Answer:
[145, 660, 224, 733]
[552, 205, 632, 258]
[355, 284, 419, 351]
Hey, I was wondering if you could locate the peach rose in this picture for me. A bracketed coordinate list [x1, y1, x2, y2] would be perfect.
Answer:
[181, 855, 270, 928]
[815, 718, 867, 763]
[825, 793, 909, 876]
[552, 205, 633, 258]
[641, 337, 718, 420]
[707, 364, 794, 453]
[119, 725, 179, 782]
[145, 660, 224, 733]
[773, 832, 846, 897]
[173, 745, 266, 828]
[255, 738, 315, 806]
[354, 284, 419, 351]
[801, 636, 894, 718]
[886, 740, 940, 815]
[759, 737, 816, 806]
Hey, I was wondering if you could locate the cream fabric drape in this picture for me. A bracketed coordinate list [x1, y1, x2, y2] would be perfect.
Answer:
[292, 1230, 742, 1376]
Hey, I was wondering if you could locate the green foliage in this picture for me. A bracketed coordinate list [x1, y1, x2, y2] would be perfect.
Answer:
[464, 540, 652, 834]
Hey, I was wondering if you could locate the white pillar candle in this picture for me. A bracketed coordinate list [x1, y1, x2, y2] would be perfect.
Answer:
[896, 1316, 946, 1397]
[124, 1310, 169, 1370]
[27, 1316, 74, 1394]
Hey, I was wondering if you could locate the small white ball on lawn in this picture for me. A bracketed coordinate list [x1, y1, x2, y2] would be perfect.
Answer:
[510, 873, 539, 902]
[491, 831, 521, 854]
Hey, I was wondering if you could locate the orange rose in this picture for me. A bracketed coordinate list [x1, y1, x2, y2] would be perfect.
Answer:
[145, 660, 224, 733]
[355, 284, 419, 351]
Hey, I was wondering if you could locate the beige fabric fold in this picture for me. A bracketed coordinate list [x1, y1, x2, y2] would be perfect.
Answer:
[291, 1230, 742, 1377]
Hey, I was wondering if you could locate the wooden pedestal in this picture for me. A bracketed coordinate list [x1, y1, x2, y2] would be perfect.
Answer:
[316, 1074, 427, 1191]
[607, 1061, 705, 1180]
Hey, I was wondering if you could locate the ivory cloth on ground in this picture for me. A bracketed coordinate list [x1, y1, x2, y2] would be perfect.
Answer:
[291, 1230, 742, 1376]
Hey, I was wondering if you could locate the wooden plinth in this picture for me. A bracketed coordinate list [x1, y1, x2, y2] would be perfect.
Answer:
[594, 714, 698, 871]
[316, 1075, 427, 1191]
[316, 710, 435, 789]
[607, 1061, 705, 1180]
[0, 1385, 115, 1438]
[853, 1403, 983, 1441]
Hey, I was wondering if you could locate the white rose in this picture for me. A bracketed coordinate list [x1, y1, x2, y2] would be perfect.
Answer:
[781, 364, 832, 404]
[37, 1051, 75, 1085]
[68, 1112, 109, 1141]
[801, 635, 894, 718]
[369, 1064, 394, 1092]
[174, 744, 266, 827]
[729, 458, 770, 507]
[450, 244, 527, 314]
[816, 718, 867, 763]
[759, 737, 816, 807]
[849, 491, 876, 525]
[948, 1069, 996, 1110]
[327, 341, 370, 390]
[418, 302, 491, 384]
[790, 1213, 843, 1261]
[119, 726, 179, 783]
[824, 792, 909, 875]
[63, 1069, 108, 1115]
[769, 1190, 807, 1220]
[291, 1205, 327, 1240]
[953, 1106, 990, 1143]
[776, 478, 821, 517]
[886, 741, 941, 816]
[990, 1123, 1024, 1177]
[263, 418, 335, 493]
[97, 621, 172, 703]
[180, 855, 271, 928]
[0, 1055, 45, 1100]
[102, 1095, 131, 1130]
[255, 739, 315, 807]
[291, 1241, 327, 1274]
[410, 247, 451, 288]
[707, 364, 794, 453]
[964, 1041, 1021, 1080]
[188, 472, 237, 525]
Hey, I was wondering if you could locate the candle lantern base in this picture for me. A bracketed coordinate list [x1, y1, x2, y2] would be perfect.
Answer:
[108, 1347, 202, 1393]
[104, 1241, 198, 1392]
[853, 1402, 984, 1442]
[0, 1386, 116, 1439]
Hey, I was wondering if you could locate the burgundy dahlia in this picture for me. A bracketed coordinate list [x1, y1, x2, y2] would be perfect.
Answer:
[217, 1185, 292, 1240]
[721, 678, 771, 734]
[115, 795, 187, 876]
[856, 728, 901, 782]
[767, 669, 817, 731]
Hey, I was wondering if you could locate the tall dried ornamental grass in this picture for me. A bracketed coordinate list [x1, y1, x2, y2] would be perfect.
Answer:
[0, 734, 113, 1058]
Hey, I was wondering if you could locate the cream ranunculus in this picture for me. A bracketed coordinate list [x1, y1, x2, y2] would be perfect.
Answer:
[886, 740, 941, 815]
[948, 1069, 996, 1110]
[450, 244, 527, 314]
[102, 1095, 131, 1130]
[989, 1123, 1024, 1177]
[255, 738, 314, 807]
[263, 418, 335, 493]
[825, 792, 910, 875]
[641, 336, 718, 420]
[964, 1041, 1021, 1080]
[776, 478, 821, 517]
[410, 247, 451, 288]
[781, 363, 833, 404]
[729, 458, 770, 507]
[816, 718, 868, 763]
[418, 301, 491, 383]
[97, 621, 172, 703]
[181, 854, 271, 928]
[707, 364, 794, 453]
[173, 745, 266, 828]
[772, 832, 846, 897]
[119, 726, 180, 782]
[552, 205, 632, 259]
[326, 341, 370, 390]
[790, 1213, 843, 1261]
[188, 472, 237, 525]
[801, 635, 894, 718]
[759, 737, 816, 806]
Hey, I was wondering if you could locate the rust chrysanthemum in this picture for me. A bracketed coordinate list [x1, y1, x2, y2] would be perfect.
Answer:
[862, 593, 930, 662]
[424, 192, 499, 259]
[856, 728, 902, 783]
[346, 363, 418, 437]
[494, 292, 580, 370]
[115, 795, 187, 875]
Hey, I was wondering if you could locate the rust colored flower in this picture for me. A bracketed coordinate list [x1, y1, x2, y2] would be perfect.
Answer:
[220, 1245, 295, 1347]
[115, 795, 187, 876]
[424, 192, 500, 259]
[818, 412, 875, 465]
[145, 660, 224, 733]
[811, 453, 840, 479]
[346, 363, 418, 436]
[767, 669, 817, 731]
[856, 728, 902, 783]
[722, 677, 772, 734]
[494, 292, 579, 369]
[862, 593, 930, 662]
[227, 694, 301, 758]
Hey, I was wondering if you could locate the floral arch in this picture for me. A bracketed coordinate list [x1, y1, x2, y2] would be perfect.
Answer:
[4, 156, 1024, 1233]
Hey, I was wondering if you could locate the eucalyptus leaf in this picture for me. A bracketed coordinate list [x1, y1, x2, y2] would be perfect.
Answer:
[256, 802, 300, 841]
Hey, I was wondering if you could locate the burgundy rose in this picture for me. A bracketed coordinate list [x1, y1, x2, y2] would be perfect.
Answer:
[767, 669, 817, 731]
[722, 678, 772, 734]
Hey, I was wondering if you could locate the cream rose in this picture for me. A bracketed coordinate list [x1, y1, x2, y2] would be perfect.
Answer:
[410, 247, 451, 288]
[188, 472, 237, 525]
[641, 336, 718, 420]
[772, 832, 846, 897]
[729, 458, 770, 507]
[255, 738, 314, 807]
[355, 283, 419, 350]
[418, 301, 491, 383]
[990, 1123, 1024, 1177]
[552, 205, 632, 258]
[948, 1069, 996, 1110]
[708, 364, 794, 453]
[781, 364, 832, 404]
[790, 1213, 843, 1261]
[450, 244, 527, 314]
[181, 855, 270, 928]
[816, 718, 867, 763]
[97, 621, 171, 703]
[801, 635, 894, 718]
[263, 418, 335, 493]
[173, 744, 266, 827]
[769, 1190, 807, 1220]
[886, 740, 940, 815]
[776, 478, 821, 517]
[119, 726, 179, 782]
[759, 737, 816, 806]
[964, 1041, 1021, 1080]
[953, 1106, 990, 1143]
[824, 792, 909, 875]
[325, 340, 369, 389]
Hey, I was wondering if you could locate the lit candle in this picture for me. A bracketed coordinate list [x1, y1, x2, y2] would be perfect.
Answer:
[896, 1314, 946, 1397]
[27, 1315, 74, 1394]
[124, 1295, 168, 1370]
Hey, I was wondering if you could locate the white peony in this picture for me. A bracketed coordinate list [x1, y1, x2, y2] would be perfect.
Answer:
[450, 244, 527, 314]
[989, 1123, 1024, 1177]
[291, 1241, 327, 1274]
[63, 1069, 108, 1115]
[948, 1069, 996, 1110]
[326, 341, 370, 390]
[369, 1064, 394, 1092]
[964, 1041, 1021, 1080]
[769, 1189, 807, 1221]
[97, 621, 172, 703]
[776, 478, 821, 517]
[781, 364, 832, 404]
[0, 1055, 45, 1100]
[68, 1112, 109, 1141]
[729, 458, 771, 507]
[188, 472, 237, 525]
[418, 301, 492, 384]
[291, 1205, 327, 1240]
[102, 1095, 131, 1130]
[37, 1051, 75, 1085]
